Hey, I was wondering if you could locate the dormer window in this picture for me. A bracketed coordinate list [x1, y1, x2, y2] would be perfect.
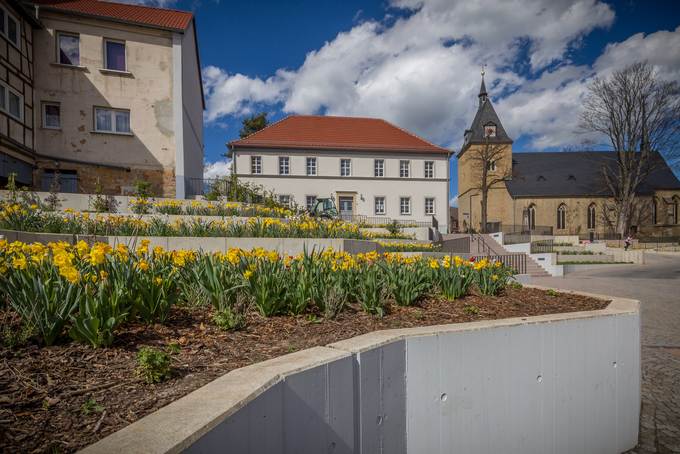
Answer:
[537, 175, 546, 181]
[567, 174, 576, 181]
[484, 123, 497, 138]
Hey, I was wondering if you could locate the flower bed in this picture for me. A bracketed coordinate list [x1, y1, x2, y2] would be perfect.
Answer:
[377, 241, 440, 252]
[0, 203, 366, 239]
[0, 272, 608, 453]
[150, 199, 294, 218]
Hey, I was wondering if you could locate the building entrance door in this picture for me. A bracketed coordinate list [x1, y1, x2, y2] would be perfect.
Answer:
[339, 196, 354, 220]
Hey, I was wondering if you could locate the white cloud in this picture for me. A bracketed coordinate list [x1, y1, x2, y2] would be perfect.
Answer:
[202, 0, 679, 151]
[203, 159, 232, 179]
[449, 196, 458, 207]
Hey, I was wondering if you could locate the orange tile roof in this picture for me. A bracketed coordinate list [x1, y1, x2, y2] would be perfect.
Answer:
[34, 0, 193, 31]
[229, 115, 449, 154]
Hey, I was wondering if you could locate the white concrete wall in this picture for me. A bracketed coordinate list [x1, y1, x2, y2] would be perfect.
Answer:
[234, 149, 449, 230]
[179, 21, 204, 189]
[82, 292, 640, 454]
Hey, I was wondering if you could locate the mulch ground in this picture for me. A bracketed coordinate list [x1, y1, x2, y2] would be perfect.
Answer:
[0, 287, 609, 453]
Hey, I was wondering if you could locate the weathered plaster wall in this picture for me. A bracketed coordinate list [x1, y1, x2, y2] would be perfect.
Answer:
[33, 13, 177, 194]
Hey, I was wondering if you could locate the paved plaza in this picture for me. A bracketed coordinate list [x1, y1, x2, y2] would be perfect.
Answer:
[532, 254, 680, 453]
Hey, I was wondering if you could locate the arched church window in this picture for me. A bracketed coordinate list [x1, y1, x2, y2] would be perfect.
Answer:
[557, 204, 567, 230]
[652, 199, 657, 224]
[528, 204, 536, 231]
[673, 198, 679, 225]
[587, 203, 596, 230]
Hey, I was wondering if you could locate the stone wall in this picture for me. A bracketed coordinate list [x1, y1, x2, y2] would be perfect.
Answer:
[33, 163, 175, 197]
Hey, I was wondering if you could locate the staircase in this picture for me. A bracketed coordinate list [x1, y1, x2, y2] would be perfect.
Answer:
[476, 234, 550, 277]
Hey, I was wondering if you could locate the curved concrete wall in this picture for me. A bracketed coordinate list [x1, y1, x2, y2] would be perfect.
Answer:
[81, 289, 640, 454]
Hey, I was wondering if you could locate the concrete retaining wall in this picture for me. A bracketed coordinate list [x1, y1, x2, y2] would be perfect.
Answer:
[0, 229, 378, 255]
[82, 291, 640, 454]
[585, 243, 645, 264]
[557, 254, 613, 263]
[563, 263, 636, 274]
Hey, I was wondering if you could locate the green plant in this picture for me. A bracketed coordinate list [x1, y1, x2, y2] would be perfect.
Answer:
[463, 304, 480, 315]
[386, 220, 402, 236]
[546, 289, 559, 296]
[509, 281, 523, 289]
[136, 347, 171, 384]
[356, 263, 387, 316]
[245, 258, 290, 316]
[81, 397, 105, 415]
[1, 323, 33, 349]
[4, 172, 18, 203]
[91, 179, 114, 213]
[432, 257, 475, 300]
[213, 293, 249, 330]
[1, 262, 82, 346]
[44, 172, 62, 212]
[382, 259, 431, 306]
[474, 259, 513, 296]
[69, 280, 131, 348]
[166, 342, 181, 355]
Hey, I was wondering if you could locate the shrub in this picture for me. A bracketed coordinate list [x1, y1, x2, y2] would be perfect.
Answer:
[136, 347, 171, 384]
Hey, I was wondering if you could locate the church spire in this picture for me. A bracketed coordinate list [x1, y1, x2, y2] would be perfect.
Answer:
[478, 66, 488, 106]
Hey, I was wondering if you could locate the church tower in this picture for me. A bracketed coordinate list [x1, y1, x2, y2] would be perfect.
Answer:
[457, 71, 514, 232]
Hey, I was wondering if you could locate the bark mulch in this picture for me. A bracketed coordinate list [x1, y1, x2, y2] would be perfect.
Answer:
[0, 287, 608, 453]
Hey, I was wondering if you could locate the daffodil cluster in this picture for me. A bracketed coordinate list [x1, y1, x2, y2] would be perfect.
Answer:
[0, 202, 368, 239]
[1, 238, 515, 348]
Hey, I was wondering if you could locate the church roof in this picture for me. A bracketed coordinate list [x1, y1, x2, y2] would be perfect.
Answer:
[506, 151, 680, 198]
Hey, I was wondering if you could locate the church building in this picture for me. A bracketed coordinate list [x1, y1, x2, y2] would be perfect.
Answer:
[457, 75, 680, 237]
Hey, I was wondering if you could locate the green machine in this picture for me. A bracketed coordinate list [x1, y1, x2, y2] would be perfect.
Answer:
[309, 198, 339, 219]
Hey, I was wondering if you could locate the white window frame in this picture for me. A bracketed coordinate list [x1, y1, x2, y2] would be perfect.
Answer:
[94, 107, 131, 134]
[424, 161, 434, 178]
[279, 156, 290, 175]
[340, 159, 351, 177]
[587, 204, 596, 230]
[374, 159, 385, 177]
[250, 156, 262, 174]
[374, 196, 386, 215]
[42, 101, 61, 129]
[0, 7, 20, 48]
[103, 38, 127, 72]
[278, 194, 291, 207]
[400, 197, 411, 215]
[0, 81, 23, 121]
[424, 197, 435, 215]
[399, 160, 410, 178]
[557, 204, 567, 230]
[305, 195, 317, 211]
[57, 31, 80, 66]
[306, 157, 317, 176]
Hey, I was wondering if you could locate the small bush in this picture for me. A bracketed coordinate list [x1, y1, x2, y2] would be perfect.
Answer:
[136, 347, 171, 384]
[81, 397, 105, 415]
[463, 304, 480, 315]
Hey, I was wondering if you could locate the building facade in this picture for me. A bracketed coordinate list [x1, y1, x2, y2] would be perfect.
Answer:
[2, 0, 203, 197]
[230, 116, 451, 231]
[457, 76, 680, 237]
[0, 0, 39, 187]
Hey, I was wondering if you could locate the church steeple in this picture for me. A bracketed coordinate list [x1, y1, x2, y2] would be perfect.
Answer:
[478, 67, 488, 106]
[459, 68, 513, 156]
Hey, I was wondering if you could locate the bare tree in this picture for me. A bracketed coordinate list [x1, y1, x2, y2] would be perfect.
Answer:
[467, 138, 512, 233]
[579, 62, 680, 235]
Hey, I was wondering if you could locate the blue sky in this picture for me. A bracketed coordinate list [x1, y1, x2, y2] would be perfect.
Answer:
[154, 0, 680, 204]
